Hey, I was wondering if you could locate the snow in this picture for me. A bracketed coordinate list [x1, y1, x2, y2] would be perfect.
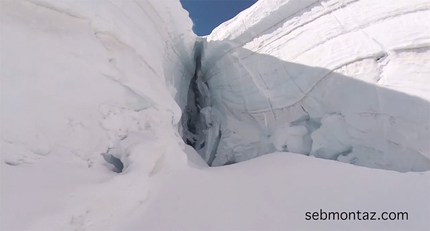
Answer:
[1, 0, 429, 230]
[1, 0, 195, 168]
[199, 0, 430, 171]
[1, 0, 195, 229]
[118, 152, 430, 231]
[2, 151, 429, 230]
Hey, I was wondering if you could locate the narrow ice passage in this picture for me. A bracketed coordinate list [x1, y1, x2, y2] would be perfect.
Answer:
[182, 38, 222, 165]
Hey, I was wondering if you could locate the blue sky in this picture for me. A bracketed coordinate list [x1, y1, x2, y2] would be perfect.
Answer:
[180, 0, 258, 36]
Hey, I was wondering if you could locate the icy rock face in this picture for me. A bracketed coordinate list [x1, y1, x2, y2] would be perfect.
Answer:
[0, 0, 196, 170]
[199, 0, 430, 171]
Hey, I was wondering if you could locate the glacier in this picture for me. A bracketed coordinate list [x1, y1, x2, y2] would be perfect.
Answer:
[188, 0, 430, 171]
[1, 0, 429, 230]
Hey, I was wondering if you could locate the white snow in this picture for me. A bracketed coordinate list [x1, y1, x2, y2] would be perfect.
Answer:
[1, 0, 195, 229]
[2, 150, 429, 230]
[199, 0, 430, 171]
[1, 0, 195, 169]
[117, 152, 430, 231]
[1, 0, 429, 230]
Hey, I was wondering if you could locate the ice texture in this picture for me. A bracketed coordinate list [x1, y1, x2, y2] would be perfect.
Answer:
[1, 0, 430, 230]
[197, 0, 430, 171]
[3, 0, 428, 175]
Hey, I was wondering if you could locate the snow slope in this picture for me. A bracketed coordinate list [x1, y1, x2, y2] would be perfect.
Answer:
[113, 151, 430, 231]
[198, 0, 430, 171]
[1, 0, 195, 168]
[3, 148, 429, 230]
[1, 0, 196, 229]
[1, 0, 430, 230]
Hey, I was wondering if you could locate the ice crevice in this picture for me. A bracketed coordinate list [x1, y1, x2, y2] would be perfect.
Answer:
[1, 0, 429, 174]
[182, 38, 221, 165]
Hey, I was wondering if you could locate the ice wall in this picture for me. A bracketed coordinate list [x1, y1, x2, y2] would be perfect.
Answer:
[2, 0, 429, 174]
[199, 0, 430, 171]
[1, 0, 196, 170]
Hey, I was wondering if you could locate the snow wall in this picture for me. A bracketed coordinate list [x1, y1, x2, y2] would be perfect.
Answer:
[1, 0, 430, 173]
[1, 0, 196, 171]
[192, 0, 430, 171]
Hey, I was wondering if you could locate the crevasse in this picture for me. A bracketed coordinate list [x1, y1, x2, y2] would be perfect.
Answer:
[1, 0, 429, 174]
[2, 1, 430, 230]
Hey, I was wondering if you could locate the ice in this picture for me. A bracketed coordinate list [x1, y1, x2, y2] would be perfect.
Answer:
[1, 0, 429, 230]
[198, 107, 222, 163]
[197, 0, 430, 171]
[272, 124, 312, 154]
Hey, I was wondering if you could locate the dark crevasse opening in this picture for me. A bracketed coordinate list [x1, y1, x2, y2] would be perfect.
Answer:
[101, 153, 124, 173]
[181, 39, 203, 147]
[181, 38, 221, 166]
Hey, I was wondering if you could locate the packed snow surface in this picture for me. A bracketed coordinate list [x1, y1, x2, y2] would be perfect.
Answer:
[1, 0, 429, 230]
[3, 151, 429, 230]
